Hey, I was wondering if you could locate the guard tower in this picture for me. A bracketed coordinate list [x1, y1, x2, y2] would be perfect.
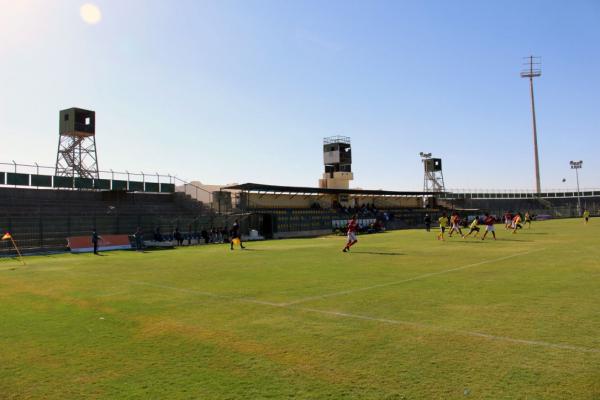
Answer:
[319, 136, 353, 189]
[55, 107, 99, 179]
[420, 152, 445, 192]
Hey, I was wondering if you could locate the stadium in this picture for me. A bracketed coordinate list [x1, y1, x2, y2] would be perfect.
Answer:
[2, 2, 599, 399]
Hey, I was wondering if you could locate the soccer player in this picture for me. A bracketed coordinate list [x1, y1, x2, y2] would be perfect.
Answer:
[504, 211, 513, 230]
[342, 214, 359, 252]
[481, 213, 497, 241]
[230, 219, 245, 250]
[464, 217, 481, 238]
[583, 209, 590, 224]
[437, 213, 449, 241]
[448, 212, 464, 238]
[524, 212, 532, 229]
[511, 213, 523, 234]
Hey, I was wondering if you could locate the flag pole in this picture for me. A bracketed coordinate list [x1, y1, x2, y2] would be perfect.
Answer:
[10, 237, 26, 266]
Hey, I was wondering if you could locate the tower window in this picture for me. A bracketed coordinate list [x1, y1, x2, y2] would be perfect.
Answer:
[85, 117, 91, 125]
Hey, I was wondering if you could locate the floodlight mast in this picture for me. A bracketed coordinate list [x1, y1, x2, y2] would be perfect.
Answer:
[570, 160, 583, 216]
[521, 56, 542, 193]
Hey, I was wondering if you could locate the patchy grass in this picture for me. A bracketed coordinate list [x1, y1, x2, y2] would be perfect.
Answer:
[1, 219, 599, 399]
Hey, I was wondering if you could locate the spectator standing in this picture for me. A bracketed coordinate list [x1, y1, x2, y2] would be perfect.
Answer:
[424, 214, 431, 232]
[173, 228, 184, 246]
[134, 227, 144, 251]
[91, 229, 102, 255]
[154, 227, 163, 242]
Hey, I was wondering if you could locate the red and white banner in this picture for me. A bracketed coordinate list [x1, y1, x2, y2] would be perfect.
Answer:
[67, 235, 131, 253]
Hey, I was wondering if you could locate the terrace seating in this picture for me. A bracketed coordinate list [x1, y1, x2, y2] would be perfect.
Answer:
[0, 187, 215, 254]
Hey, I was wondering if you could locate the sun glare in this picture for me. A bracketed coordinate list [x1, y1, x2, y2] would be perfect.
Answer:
[80, 3, 102, 25]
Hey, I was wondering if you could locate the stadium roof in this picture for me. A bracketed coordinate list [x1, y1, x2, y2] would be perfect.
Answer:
[223, 183, 438, 197]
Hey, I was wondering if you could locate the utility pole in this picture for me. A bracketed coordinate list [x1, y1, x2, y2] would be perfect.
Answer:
[570, 160, 583, 216]
[521, 56, 542, 194]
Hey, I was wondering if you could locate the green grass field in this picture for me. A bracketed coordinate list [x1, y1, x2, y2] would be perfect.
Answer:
[1, 219, 599, 399]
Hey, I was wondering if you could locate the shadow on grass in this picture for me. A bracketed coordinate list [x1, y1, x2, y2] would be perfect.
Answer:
[134, 247, 175, 253]
[352, 251, 404, 256]
[447, 237, 533, 243]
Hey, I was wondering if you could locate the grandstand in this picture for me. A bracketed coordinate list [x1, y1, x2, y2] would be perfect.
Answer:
[221, 183, 440, 238]
[0, 185, 218, 255]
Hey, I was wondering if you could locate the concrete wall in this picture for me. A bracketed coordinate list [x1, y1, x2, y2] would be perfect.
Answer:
[246, 193, 332, 209]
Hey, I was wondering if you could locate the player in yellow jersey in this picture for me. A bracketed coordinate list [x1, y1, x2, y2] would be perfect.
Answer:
[583, 209, 590, 224]
[437, 213, 449, 241]
[524, 212, 532, 229]
[464, 217, 481, 238]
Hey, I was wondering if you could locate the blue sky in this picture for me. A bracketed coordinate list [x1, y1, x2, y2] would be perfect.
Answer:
[1, 0, 599, 190]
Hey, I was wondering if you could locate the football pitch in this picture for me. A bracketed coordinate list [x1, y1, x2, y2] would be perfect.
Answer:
[1, 219, 599, 399]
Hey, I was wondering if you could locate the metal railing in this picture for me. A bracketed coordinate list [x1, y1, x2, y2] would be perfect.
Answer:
[442, 188, 600, 199]
[0, 161, 214, 206]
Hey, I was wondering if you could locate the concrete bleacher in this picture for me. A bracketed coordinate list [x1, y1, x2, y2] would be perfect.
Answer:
[0, 187, 216, 254]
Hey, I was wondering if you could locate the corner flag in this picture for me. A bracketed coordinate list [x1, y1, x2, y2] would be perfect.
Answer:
[2, 232, 25, 265]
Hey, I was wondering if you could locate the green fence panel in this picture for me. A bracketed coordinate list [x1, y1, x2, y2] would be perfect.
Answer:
[31, 174, 53, 187]
[94, 179, 111, 190]
[74, 177, 94, 189]
[144, 182, 159, 192]
[7, 173, 30, 186]
[160, 183, 175, 193]
[128, 181, 144, 192]
[112, 180, 127, 190]
[0, 172, 5, 185]
[53, 176, 73, 188]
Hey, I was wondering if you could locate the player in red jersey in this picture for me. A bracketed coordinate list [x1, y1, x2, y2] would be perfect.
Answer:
[448, 212, 465, 238]
[504, 211, 513, 230]
[481, 213, 497, 241]
[342, 215, 359, 252]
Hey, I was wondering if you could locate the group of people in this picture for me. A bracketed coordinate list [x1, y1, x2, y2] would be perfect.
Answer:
[333, 201, 379, 217]
[430, 211, 533, 242]
[502, 211, 532, 231]
[93, 209, 595, 256]
[92, 219, 246, 254]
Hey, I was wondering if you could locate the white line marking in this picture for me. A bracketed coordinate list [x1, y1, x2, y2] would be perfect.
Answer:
[295, 307, 600, 354]
[119, 275, 600, 355]
[283, 249, 545, 306]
